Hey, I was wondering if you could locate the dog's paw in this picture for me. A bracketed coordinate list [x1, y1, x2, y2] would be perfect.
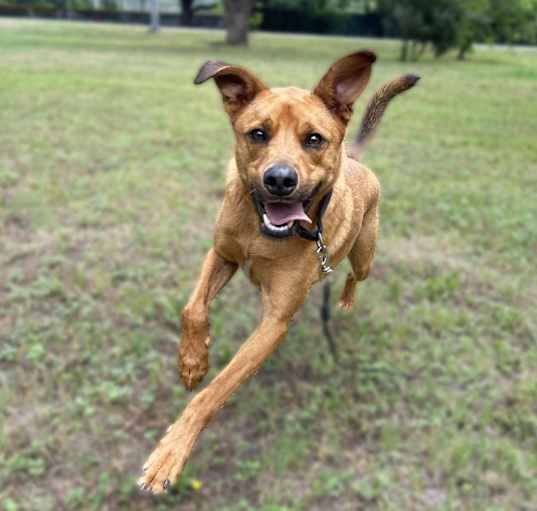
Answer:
[137, 424, 189, 495]
[337, 298, 354, 311]
[179, 338, 209, 391]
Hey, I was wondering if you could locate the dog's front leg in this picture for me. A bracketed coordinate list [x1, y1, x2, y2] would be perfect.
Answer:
[138, 269, 311, 494]
[180, 248, 237, 390]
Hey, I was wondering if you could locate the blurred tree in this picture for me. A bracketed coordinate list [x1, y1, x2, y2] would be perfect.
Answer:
[453, 0, 537, 59]
[378, 0, 425, 60]
[224, 0, 254, 45]
[488, 0, 537, 45]
[455, 0, 491, 60]
[224, 0, 537, 50]
[380, 0, 537, 61]
[378, 0, 463, 60]
[428, 3, 464, 57]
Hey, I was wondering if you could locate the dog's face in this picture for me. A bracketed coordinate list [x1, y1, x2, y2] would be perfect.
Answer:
[194, 52, 376, 238]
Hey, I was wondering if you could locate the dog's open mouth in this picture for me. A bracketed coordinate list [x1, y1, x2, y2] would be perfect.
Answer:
[263, 201, 312, 237]
[252, 193, 313, 238]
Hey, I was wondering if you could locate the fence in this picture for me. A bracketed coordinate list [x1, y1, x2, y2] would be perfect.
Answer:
[0, 5, 385, 37]
[0, 5, 223, 26]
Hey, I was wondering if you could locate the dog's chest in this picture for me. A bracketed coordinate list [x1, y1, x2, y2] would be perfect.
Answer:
[238, 241, 292, 285]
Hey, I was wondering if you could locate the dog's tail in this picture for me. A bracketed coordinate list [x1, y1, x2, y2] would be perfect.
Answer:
[349, 74, 420, 160]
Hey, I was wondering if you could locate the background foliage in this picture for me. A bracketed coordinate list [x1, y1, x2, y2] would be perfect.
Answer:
[377, 0, 537, 60]
[1, 0, 536, 53]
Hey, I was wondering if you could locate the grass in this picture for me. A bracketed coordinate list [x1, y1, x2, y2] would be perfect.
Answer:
[1, 18, 536, 511]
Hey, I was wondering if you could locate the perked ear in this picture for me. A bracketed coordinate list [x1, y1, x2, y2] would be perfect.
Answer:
[194, 60, 267, 118]
[313, 50, 377, 125]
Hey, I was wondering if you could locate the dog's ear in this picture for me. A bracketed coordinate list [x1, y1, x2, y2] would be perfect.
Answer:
[313, 50, 376, 125]
[194, 60, 267, 118]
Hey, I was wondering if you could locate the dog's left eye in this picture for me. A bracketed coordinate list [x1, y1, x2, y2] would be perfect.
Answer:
[305, 133, 325, 148]
[248, 128, 268, 143]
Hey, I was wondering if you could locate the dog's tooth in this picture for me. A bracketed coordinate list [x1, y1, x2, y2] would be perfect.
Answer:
[287, 221, 293, 228]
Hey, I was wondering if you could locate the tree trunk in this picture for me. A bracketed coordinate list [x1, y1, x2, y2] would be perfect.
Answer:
[416, 41, 427, 59]
[409, 40, 425, 61]
[180, 0, 193, 26]
[224, 0, 252, 46]
[457, 41, 471, 60]
[400, 39, 409, 61]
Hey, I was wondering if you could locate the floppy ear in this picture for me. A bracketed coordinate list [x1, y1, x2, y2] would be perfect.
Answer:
[313, 50, 376, 125]
[194, 60, 267, 118]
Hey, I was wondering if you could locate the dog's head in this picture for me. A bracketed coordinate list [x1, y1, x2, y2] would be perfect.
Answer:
[194, 51, 376, 238]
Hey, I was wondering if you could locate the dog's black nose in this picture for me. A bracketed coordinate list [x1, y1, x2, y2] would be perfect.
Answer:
[263, 165, 298, 197]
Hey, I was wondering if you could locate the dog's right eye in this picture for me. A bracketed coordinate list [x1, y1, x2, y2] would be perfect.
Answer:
[248, 128, 268, 143]
[304, 132, 325, 148]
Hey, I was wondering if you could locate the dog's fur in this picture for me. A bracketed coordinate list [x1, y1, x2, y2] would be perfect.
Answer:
[138, 51, 418, 494]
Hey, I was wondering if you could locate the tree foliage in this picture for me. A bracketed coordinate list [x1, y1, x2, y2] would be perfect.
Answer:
[456, 0, 537, 59]
[488, 0, 537, 45]
[379, 0, 537, 60]
[454, 0, 491, 60]
[378, 0, 464, 60]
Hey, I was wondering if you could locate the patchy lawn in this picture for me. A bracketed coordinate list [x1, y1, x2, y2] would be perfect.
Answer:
[0, 18, 536, 511]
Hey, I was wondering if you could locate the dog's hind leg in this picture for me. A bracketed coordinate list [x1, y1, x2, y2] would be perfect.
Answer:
[179, 248, 237, 390]
[339, 203, 379, 311]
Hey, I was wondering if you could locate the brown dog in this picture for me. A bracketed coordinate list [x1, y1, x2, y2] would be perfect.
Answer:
[138, 50, 418, 494]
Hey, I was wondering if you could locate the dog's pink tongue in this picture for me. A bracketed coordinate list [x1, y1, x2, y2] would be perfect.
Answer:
[265, 202, 311, 226]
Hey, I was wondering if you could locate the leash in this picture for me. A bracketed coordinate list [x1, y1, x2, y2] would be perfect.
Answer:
[296, 191, 334, 275]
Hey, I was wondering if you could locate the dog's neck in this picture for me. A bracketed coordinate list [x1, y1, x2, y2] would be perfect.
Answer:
[301, 156, 347, 229]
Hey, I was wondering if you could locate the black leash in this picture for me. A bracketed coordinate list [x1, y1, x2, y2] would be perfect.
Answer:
[296, 191, 334, 275]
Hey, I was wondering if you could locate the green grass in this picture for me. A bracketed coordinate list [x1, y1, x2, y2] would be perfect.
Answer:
[1, 18, 536, 511]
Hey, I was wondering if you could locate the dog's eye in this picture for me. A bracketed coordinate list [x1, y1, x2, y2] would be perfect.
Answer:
[249, 128, 268, 143]
[305, 133, 324, 148]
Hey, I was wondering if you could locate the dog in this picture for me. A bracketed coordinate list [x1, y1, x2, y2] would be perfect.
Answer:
[138, 50, 419, 494]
